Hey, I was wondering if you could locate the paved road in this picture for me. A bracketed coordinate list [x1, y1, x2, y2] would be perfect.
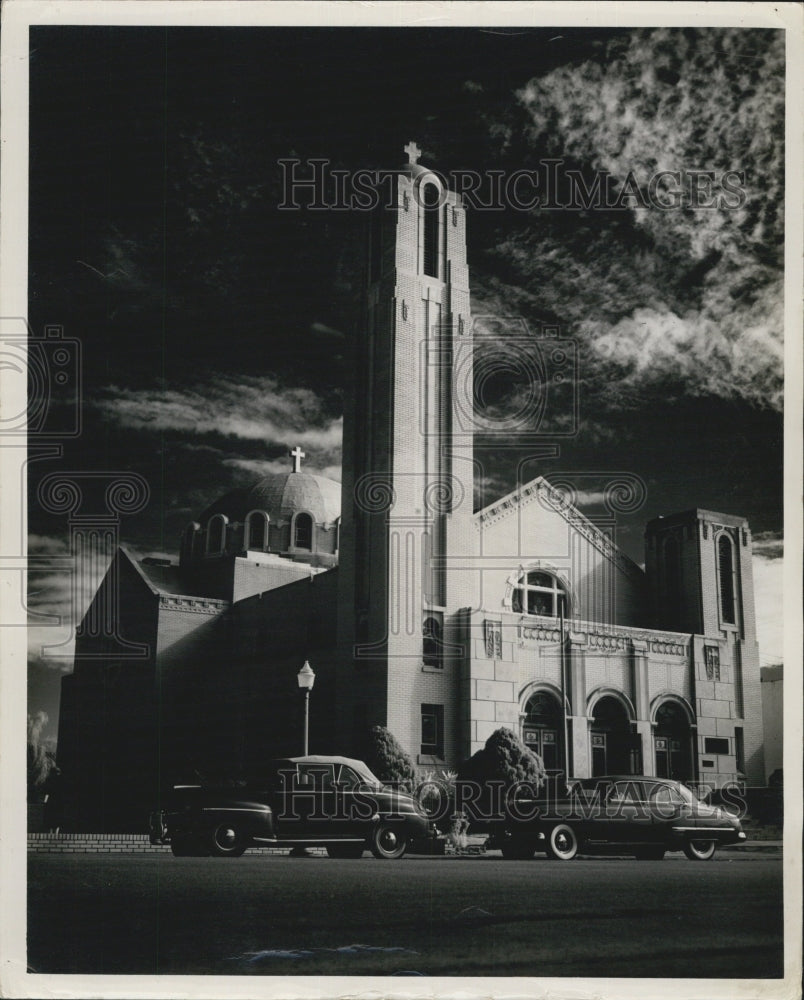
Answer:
[28, 851, 783, 978]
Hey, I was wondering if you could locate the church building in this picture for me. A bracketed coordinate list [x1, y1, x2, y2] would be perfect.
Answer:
[56, 145, 764, 831]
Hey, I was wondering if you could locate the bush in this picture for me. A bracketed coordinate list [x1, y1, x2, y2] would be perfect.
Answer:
[456, 727, 546, 824]
[357, 725, 416, 787]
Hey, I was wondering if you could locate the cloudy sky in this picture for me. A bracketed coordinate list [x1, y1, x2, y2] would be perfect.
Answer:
[26, 25, 785, 743]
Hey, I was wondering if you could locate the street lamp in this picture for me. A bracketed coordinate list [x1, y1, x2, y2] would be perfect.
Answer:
[297, 661, 316, 756]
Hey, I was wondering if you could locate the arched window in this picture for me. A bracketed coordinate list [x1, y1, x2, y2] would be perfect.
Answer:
[293, 512, 313, 550]
[663, 535, 681, 625]
[181, 522, 200, 564]
[423, 615, 442, 668]
[512, 570, 568, 618]
[718, 534, 736, 624]
[245, 510, 269, 551]
[205, 514, 228, 556]
[422, 182, 440, 278]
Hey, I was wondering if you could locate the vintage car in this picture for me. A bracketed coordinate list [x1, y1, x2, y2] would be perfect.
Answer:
[149, 754, 435, 859]
[488, 775, 747, 861]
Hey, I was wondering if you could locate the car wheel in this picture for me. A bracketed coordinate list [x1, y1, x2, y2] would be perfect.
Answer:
[209, 822, 247, 857]
[683, 838, 717, 861]
[326, 843, 365, 859]
[633, 846, 666, 860]
[500, 836, 536, 860]
[370, 824, 407, 859]
[545, 824, 579, 861]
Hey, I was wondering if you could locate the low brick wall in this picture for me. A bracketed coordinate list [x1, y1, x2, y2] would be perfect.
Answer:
[29, 834, 170, 853]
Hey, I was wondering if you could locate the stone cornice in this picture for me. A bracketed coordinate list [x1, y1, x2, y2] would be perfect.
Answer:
[513, 613, 689, 658]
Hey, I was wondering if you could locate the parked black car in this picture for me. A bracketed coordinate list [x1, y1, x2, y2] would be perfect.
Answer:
[149, 755, 434, 859]
[488, 775, 747, 860]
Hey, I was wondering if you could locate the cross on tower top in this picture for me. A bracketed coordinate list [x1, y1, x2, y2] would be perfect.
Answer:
[404, 141, 421, 165]
[289, 446, 306, 473]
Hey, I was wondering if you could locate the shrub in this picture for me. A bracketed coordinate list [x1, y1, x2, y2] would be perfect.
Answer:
[456, 727, 546, 824]
[358, 725, 416, 787]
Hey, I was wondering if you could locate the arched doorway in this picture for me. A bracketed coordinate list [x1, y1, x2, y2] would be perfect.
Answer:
[653, 700, 693, 780]
[522, 691, 564, 773]
[590, 695, 640, 777]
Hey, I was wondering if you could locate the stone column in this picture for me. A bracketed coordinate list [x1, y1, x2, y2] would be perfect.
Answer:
[632, 639, 654, 775]
[567, 636, 588, 777]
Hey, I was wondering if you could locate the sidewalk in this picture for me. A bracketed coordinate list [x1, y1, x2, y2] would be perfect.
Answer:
[722, 840, 782, 852]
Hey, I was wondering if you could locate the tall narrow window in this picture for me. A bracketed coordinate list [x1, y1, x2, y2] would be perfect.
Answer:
[245, 511, 268, 550]
[206, 514, 227, 555]
[718, 534, 736, 624]
[421, 703, 444, 758]
[422, 183, 440, 278]
[734, 727, 745, 773]
[422, 616, 442, 668]
[663, 535, 681, 626]
[369, 205, 383, 283]
[294, 513, 313, 550]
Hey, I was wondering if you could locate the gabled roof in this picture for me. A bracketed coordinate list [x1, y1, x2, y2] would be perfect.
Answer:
[120, 546, 226, 600]
[474, 475, 644, 582]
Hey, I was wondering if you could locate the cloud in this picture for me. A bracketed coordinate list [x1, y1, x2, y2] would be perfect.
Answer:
[95, 374, 343, 460]
[752, 531, 784, 561]
[223, 456, 341, 483]
[477, 28, 785, 413]
[27, 710, 49, 744]
[752, 540, 784, 665]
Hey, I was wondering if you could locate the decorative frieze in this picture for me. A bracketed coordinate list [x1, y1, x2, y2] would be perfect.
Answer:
[159, 595, 229, 615]
[512, 612, 688, 658]
[520, 622, 562, 644]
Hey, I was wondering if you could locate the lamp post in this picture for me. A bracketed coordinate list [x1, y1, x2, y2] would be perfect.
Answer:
[297, 661, 316, 756]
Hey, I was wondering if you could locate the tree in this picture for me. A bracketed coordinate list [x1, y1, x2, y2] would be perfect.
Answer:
[27, 712, 56, 802]
[357, 726, 416, 787]
[456, 727, 546, 824]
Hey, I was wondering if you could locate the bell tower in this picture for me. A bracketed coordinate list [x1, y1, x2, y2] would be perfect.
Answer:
[336, 143, 474, 759]
[645, 509, 764, 784]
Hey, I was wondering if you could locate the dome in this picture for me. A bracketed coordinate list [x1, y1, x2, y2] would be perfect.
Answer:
[200, 471, 341, 527]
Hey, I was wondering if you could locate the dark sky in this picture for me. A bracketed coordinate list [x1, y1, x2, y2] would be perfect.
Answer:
[26, 25, 786, 737]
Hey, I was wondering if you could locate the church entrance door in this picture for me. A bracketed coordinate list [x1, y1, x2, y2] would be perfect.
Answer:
[654, 701, 693, 780]
[522, 691, 564, 774]
[590, 696, 640, 777]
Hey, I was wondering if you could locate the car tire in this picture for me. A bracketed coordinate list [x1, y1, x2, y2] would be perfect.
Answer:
[369, 823, 407, 859]
[545, 824, 579, 861]
[326, 843, 365, 859]
[683, 838, 717, 861]
[500, 836, 536, 860]
[208, 822, 247, 857]
[634, 846, 666, 860]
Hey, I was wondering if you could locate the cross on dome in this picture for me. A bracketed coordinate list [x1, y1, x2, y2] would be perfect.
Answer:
[289, 446, 306, 473]
[404, 141, 421, 165]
